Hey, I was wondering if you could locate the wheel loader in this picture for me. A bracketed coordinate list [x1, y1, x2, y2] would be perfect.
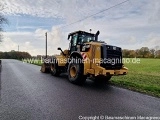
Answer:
[41, 30, 128, 85]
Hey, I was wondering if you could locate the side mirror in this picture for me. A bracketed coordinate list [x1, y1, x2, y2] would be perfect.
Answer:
[57, 47, 61, 50]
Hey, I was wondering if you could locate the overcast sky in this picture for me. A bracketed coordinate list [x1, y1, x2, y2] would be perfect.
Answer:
[0, 0, 160, 56]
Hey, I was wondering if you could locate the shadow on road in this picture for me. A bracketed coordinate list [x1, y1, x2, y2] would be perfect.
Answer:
[59, 73, 113, 92]
[84, 80, 112, 90]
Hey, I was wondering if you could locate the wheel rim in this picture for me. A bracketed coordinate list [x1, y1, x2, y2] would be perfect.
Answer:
[70, 66, 77, 78]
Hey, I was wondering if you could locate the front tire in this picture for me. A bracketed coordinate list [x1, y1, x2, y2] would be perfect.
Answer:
[68, 59, 86, 85]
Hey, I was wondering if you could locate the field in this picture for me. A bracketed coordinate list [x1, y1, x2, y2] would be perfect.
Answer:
[111, 58, 160, 97]
[25, 58, 160, 97]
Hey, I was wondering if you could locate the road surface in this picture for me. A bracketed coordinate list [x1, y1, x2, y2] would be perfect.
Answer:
[0, 59, 160, 120]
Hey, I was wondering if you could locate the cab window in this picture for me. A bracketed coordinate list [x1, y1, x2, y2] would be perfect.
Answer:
[70, 34, 78, 53]
[71, 34, 78, 46]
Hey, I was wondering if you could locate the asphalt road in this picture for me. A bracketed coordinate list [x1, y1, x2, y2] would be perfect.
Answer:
[0, 59, 160, 120]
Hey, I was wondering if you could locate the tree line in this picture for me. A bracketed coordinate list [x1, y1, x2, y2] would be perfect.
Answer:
[0, 51, 31, 59]
[122, 46, 160, 58]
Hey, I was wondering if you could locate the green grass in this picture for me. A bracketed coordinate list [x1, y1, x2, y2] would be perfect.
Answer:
[110, 58, 160, 97]
[22, 59, 42, 66]
[32, 61, 42, 66]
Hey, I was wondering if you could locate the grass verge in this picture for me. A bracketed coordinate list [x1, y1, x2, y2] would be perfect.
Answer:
[110, 58, 160, 97]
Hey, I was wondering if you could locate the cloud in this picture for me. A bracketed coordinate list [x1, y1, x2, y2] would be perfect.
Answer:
[25, 41, 30, 46]
[1, 0, 160, 27]
[35, 28, 48, 38]
[0, 27, 69, 56]
[147, 0, 160, 24]
[0, 37, 18, 51]
[0, 0, 132, 21]
[1, 0, 160, 55]
[142, 33, 160, 48]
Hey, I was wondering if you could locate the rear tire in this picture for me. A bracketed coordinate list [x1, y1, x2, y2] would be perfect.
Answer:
[50, 58, 60, 76]
[41, 63, 50, 73]
[68, 59, 86, 85]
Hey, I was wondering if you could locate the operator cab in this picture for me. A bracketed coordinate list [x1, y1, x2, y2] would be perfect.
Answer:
[68, 30, 99, 53]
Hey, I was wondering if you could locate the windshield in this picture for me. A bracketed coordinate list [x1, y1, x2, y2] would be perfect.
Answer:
[78, 34, 95, 43]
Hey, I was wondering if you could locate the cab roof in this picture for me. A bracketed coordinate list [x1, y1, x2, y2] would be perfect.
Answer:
[68, 30, 95, 36]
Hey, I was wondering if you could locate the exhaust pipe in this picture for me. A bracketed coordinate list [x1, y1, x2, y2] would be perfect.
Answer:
[95, 30, 100, 41]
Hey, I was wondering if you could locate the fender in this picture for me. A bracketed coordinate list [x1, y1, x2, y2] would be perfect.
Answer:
[52, 55, 67, 66]
[69, 51, 91, 75]
[69, 51, 83, 59]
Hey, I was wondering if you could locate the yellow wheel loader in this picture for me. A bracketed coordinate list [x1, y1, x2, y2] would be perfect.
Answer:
[41, 30, 128, 85]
